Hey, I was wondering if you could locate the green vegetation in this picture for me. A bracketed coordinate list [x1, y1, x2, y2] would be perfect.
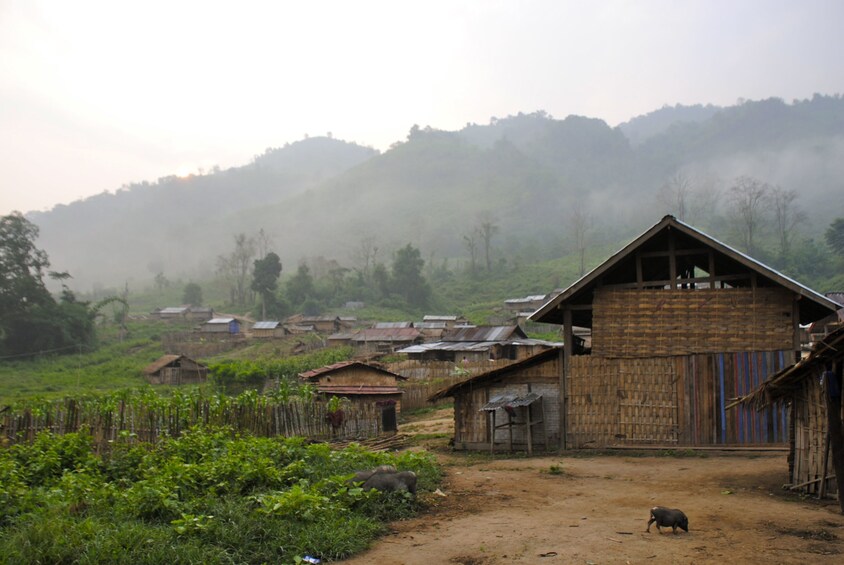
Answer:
[0, 427, 440, 564]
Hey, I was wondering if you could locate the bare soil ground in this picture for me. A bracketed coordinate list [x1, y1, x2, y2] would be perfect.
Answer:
[339, 408, 844, 564]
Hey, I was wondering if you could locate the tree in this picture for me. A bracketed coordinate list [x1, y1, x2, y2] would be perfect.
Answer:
[0, 212, 96, 357]
[463, 231, 479, 276]
[477, 215, 499, 273]
[569, 204, 591, 277]
[251, 252, 282, 319]
[182, 283, 203, 307]
[216, 233, 257, 307]
[286, 263, 315, 309]
[153, 272, 170, 291]
[770, 185, 805, 257]
[658, 172, 692, 222]
[826, 218, 844, 257]
[390, 244, 431, 308]
[728, 176, 770, 255]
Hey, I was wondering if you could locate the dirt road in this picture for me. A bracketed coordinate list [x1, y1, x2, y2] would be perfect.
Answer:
[339, 409, 844, 564]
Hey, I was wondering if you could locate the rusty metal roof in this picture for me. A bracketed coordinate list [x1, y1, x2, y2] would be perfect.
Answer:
[480, 392, 543, 411]
[350, 327, 421, 342]
[316, 385, 403, 395]
[299, 361, 406, 381]
[444, 325, 527, 342]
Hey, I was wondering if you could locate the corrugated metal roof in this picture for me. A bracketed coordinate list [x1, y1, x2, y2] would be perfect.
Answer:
[423, 315, 458, 321]
[299, 361, 406, 381]
[480, 392, 542, 411]
[350, 327, 421, 341]
[160, 307, 188, 314]
[206, 317, 235, 324]
[373, 321, 413, 329]
[317, 385, 402, 395]
[416, 321, 447, 329]
[252, 321, 280, 329]
[444, 325, 527, 342]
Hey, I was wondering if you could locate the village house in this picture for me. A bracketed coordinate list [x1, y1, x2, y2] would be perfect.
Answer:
[201, 317, 241, 335]
[398, 325, 562, 363]
[299, 361, 407, 433]
[528, 215, 839, 449]
[250, 321, 286, 338]
[349, 326, 423, 354]
[284, 315, 341, 334]
[739, 326, 844, 502]
[421, 315, 469, 329]
[429, 348, 563, 452]
[143, 354, 208, 385]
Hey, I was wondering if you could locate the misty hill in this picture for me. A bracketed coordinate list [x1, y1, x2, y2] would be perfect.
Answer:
[29, 95, 844, 292]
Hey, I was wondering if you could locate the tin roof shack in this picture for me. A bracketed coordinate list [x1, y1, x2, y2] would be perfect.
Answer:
[350, 327, 422, 354]
[143, 354, 208, 385]
[398, 325, 560, 363]
[422, 315, 468, 329]
[201, 317, 241, 334]
[300, 361, 407, 432]
[807, 292, 844, 345]
[429, 349, 562, 452]
[531, 215, 839, 449]
[186, 306, 214, 321]
[251, 321, 286, 338]
[739, 327, 844, 505]
[153, 306, 189, 320]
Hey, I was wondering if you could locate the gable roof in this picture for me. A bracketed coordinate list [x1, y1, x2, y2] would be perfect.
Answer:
[298, 360, 406, 381]
[428, 348, 561, 401]
[252, 321, 281, 330]
[443, 325, 528, 342]
[530, 215, 839, 327]
[350, 327, 421, 342]
[143, 354, 207, 375]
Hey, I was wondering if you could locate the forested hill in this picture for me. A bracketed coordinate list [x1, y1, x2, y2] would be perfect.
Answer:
[29, 95, 844, 292]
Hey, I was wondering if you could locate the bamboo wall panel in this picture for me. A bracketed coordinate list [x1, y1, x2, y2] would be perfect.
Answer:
[790, 376, 839, 496]
[592, 288, 794, 357]
[567, 351, 790, 447]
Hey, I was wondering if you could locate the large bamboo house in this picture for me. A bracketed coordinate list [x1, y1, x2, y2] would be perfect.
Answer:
[530, 215, 839, 449]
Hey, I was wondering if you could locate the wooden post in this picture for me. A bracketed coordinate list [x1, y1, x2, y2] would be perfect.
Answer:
[561, 308, 573, 450]
[490, 410, 495, 454]
[823, 362, 844, 513]
[526, 403, 533, 456]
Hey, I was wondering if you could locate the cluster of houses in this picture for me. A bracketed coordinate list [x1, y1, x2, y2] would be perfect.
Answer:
[147, 215, 844, 502]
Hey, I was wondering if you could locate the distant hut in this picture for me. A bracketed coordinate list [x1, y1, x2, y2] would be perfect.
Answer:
[143, 354, 208, 385]
[251, 321, 286, 338]
[153, 306, 189, 320]
[201, 317, 241, 334]
[530, 215, 839, 449]
[349, 327, 422, 354]
[299, 361, 407, 432]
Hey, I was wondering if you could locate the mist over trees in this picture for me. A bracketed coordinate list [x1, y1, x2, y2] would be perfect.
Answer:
[24, 95, 844, 307]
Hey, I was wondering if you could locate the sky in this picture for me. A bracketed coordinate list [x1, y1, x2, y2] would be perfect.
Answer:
[2, 0, 843, 215]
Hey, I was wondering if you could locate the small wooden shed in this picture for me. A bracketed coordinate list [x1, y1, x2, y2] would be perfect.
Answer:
[429, 348, 562, 452]
[740, 326, 844, 501]
[143, 354, 208, 385]
[251, 321, 286, 338]
[530, 215, 839, 449]
[201, 317, 241, 334]
[299, 361, 407, 432]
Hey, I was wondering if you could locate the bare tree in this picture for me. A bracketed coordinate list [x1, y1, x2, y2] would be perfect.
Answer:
[658, 172, 692, 221]
[477, 214, 500, 273]
[352, 235, 379, 282]
[728, 176, 770, 255]
[770, 185, 806, 257]
[255, 228, 273, 258]
[569, 204, 591, 277]
[463, 230, 479, 276]
[216, 233, 257, 306]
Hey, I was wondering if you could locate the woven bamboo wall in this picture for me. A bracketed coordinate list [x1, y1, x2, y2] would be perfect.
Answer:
[567, 351, 790, 447]
[791, 376, 839, 496]
[592, 288, 794, 357]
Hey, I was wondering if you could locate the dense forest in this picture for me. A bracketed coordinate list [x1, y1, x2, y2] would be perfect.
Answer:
[22, 95, 844, 319]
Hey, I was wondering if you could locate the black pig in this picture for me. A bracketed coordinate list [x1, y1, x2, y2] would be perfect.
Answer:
[362, 470, 417, 495]
[647, 506, 689, 534]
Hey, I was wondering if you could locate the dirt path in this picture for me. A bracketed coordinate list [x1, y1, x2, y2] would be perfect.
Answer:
[339, 409, 844, 564]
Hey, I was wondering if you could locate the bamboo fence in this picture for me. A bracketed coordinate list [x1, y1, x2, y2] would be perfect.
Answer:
[1, 397, 384, 451]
